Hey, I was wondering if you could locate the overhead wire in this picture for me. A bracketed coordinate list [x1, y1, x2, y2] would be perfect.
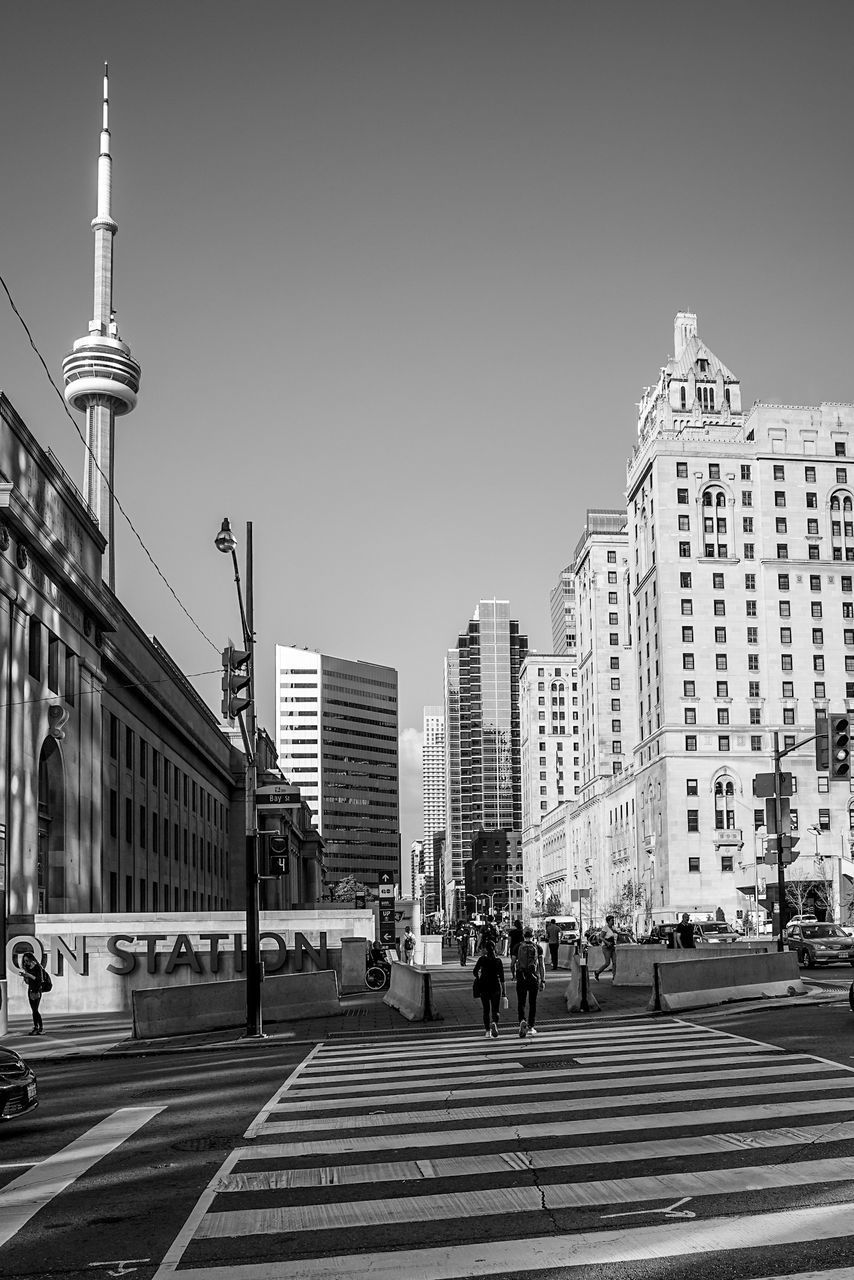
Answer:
[0, 270, 220, 653]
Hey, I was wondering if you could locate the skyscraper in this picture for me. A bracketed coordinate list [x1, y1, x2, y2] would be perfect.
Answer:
[444, 600, 528, 899]
[62, 65, 140, 592]
[275, 646, 400, 888]
[421, 705, 446, 904]
[549, 566, 577, 655]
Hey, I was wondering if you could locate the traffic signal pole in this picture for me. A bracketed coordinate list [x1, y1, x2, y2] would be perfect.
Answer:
[244, 521, 262, 1038]
[773, 728, 819, 953]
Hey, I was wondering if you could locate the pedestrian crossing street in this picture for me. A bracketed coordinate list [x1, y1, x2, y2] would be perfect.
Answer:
[154, 1016, 854, 1280]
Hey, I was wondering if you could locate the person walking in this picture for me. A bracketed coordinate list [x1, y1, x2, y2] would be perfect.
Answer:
[593, 914, 617, 981]
[20, 951, 50, 1035]
[508, 917, 524, 974]
[473, 938, 506, 1038]
[675, 913, 696, 949]
[545, 918, 560, 971]
[457, 921, 471, 966]
[403, 926, 416, 964]
[515, 926, 545, 1038]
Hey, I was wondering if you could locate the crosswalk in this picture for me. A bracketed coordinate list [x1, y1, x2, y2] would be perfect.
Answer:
[154, 1016, 854, 1280]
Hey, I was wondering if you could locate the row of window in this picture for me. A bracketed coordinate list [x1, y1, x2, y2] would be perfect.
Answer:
[109, 872, 227, 914]
[675, 455, 848, 482]
[108, 791, 228, 878]
[28, 621, 77, 704]
[108, 716, 227, 831]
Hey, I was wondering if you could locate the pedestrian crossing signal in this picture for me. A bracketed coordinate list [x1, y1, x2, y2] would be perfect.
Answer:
[261, 831, 289, 875]
[830, 713, 850, 780]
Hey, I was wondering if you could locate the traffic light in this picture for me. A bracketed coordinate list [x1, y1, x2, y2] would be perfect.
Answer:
[815, 712, 830, 772]
[260, 831, 289, 876]
[221, 645, 251, 720]
[830, 713, 851, 780]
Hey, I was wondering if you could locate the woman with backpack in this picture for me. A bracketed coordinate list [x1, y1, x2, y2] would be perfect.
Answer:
[20, 951, 50, 1035]
[514, 926, 545, 1038]
[472, 938, 506, 1039]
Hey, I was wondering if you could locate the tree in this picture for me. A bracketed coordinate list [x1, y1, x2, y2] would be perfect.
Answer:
[544, 891, 564, 916]
[332, 874, 373, 903]
[784, 875, 813, 918]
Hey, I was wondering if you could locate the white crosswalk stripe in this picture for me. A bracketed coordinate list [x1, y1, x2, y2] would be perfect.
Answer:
[154, 1016, 854, 1280]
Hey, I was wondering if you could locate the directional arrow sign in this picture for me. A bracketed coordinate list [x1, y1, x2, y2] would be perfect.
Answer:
[379, 872, 393, 885]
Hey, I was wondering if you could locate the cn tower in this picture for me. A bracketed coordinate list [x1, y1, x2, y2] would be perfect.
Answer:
[62, 65, 141, 591]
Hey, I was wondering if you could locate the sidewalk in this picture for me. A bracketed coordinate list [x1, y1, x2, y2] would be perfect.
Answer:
[3, 950, 845, 1063]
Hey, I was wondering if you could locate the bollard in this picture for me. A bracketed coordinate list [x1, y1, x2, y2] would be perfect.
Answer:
[579, 946, 590, 1013]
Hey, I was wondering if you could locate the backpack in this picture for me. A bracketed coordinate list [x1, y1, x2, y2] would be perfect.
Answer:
[516, 940, 538, 975]
[39, 965, 53, 992]
[404, 932, 414, 951]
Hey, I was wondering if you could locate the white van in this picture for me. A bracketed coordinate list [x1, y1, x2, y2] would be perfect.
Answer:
[551, 916, 580, 945]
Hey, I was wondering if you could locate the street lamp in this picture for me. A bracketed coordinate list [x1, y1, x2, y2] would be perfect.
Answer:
[215, 517, 263, 1038]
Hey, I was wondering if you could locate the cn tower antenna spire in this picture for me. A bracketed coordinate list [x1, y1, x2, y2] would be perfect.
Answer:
[63, 64, 141, 592]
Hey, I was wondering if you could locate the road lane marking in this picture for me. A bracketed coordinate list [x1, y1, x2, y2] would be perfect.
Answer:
[221, 1117, 854, 1188]
[243, 1041, 323, 1140]
[260, 1094, 854, 1155]
[150, 1201, 854, 1280]
[197, 1153, 854, 1237]
[273, 1066, 849, 1114]
[0, 1107, 162, 1248]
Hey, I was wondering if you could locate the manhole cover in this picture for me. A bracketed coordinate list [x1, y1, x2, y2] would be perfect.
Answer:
[521, 1058, 578, 1070]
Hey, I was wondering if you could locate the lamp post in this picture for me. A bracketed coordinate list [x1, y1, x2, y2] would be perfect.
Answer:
[215, 517, 263, 1038]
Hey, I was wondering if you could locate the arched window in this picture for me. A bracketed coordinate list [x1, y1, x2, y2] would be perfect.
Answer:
[830, 490, 854, 562]
[714, 778, 736, 830]
[701, 486, 728, 558]
[680, 386, 686, 410]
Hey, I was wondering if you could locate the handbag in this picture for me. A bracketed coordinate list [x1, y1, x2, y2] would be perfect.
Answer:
[472, 976, 483, 999]
[501, 995, 509, 1010]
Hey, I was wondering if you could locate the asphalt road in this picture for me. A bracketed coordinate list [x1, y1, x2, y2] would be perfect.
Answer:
[2, 992, 854, 1280]
[0, 1042, 306, 1280]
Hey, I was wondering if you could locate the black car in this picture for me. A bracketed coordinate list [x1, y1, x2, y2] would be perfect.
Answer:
[784, 922, 854, 968]
[0, 1047, 38, 1120]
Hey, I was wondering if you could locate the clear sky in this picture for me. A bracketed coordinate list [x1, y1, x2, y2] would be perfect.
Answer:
[3, 1, 854, 853]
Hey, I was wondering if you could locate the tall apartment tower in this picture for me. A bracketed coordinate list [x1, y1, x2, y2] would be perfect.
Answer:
[275, 646, 400, 889]
[626, 312, 853, 923]
[549, 566, 577, 655]
[422, 706, 446, 899]
[62, 66, 141, 591]
[444, 600, 528, 897]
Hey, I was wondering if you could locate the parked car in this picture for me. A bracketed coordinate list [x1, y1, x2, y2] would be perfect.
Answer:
[784, 922, 854, 968]
[693, 922, 740, 945]
[0, 1047, 38, 1121]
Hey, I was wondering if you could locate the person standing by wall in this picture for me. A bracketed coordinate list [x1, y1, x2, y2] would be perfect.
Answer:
[515, 926, 545, 1038]
[473, 939, 506, 1038]
[545, 918, 560, 971]
[675, 913, 696, 949]
[20, 952, 50, 1035]
[403, 926, 416, 964]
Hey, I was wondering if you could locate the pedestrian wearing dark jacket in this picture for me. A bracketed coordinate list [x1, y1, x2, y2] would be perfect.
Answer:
[20, 952, 48, 1035]
[473, 940, 506, 1038]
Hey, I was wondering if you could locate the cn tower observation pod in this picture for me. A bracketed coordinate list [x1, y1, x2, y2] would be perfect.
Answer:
[62, 334, 141, 416]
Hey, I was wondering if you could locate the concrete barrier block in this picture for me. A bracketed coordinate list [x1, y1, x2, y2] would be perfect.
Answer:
[649, 951, 807, 1013]
[340, 937, 368, 994]
[420, 936, 443, 967]
[383, 960, 437, 1022]
[614, 944, 773, 987]
[565, 953, 600, 1014]
[132, 969, 341, 1039]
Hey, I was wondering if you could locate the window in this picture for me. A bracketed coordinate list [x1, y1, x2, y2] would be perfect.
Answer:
[781, 654, 793, 671]
[683, 653, 695, 669]
[610, 658, 620, 670]
[718, 735, 730, 751]
[686, 778, 698, 795]
[783, 708, 795, 725]
[681, 599, 693, 615]
[717, 709, 729, 726]
[607, 551, 617, 563]
[815, 655, 826, 672]
[810, 574, 822, 592]
[745, 574, 756, 590]
[685, 735, 697, 752]
[684, 708, 696, 724]
[819, 809, 831, 831]
[838, 468, 848, 484]
[611, 678, 621, 690]
[682, 626, 694, 642]
[721, 856, 734, 873]
[777, 544, 788, 559]
[713, 573, 725, 589]
[679, 542, 691, 558]
[683, 680, 696, 697]
[742, 491, 753, 507]
[609, 613, 619, 625]
[741, 465, 752, 480]
[715, 627, 727, 643]
[836, 442, 847, 457]
[779, 601, 791, 617]
[709, 463, 720, 479]
[782, 681, 794, 697]
[806, 492, 817, 509]
[28, 620, 41, 680]
[807, 519, 819, 535]
[775, 492, 786, 508]
[749, 681, 760, 696]
[845, 577, 853, 593]
[678, 515, 690, 532]
[688, 857, 700, 873]
[680, 573, 692, 588]
[813, 628, 824, 645]
[64, 648, 76, 706]
[751, 735, 763, 751]
[778, 574, 790, 591]
[812, 602, 823, 618]
[750, 708, 762, 725]
[714, 600, 726, 616]
[125, 727, 134, 771]
[743, 517, 754, 533]
[815, 682, 826, 698]
[676, 462, 688, 477]
[716, 654, 728, 670]
[608, 571, 617, 584]
[805, 466, 816, 483]
[780, 627, 792, 644]
[687, 810, 699, 832]
[677, 489, 689, 504]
